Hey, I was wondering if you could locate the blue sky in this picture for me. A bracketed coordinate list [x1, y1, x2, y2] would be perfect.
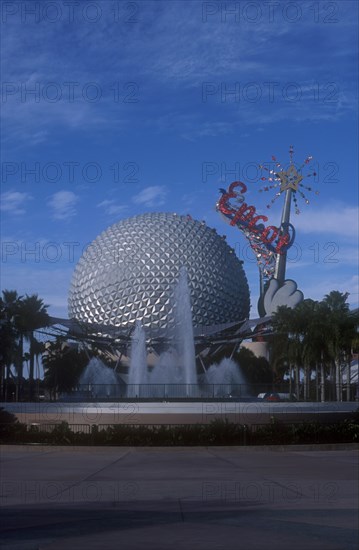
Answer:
[1, 0, 358, 318]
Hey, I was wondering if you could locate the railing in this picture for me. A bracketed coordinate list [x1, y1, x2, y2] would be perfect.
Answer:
[58, 383, 295, 401]
[2, 382, 358, 402]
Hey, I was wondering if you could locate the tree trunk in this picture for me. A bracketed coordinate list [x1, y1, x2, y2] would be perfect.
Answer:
[304, 365, 310, 401]
[330, 362, 335, 401]
[339, 358, 343, 401]
[0, 363, 4, 400]
[306, 365, 311, 401]
[320, 361, 325, 402]
[16, 333, 24, 402]
[29, 332, 35, 400]
[346, 355, 351, 401]
[315, 363, 319, 402]
[335, 358, 341, 401]
[295, 364, 300, 400]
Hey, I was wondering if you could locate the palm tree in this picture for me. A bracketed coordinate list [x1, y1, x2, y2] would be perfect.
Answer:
[43, 339, 89, 397]
[271, 295, 358, 402]
[272, 300, 331, 400]
[16, 295, 50, 400]
[271, 305, 305, 399]
[0, 298, 14, 398]
[323, 291, 350, 312]
[0, 291, 23, 398]
[293, 300, 317, 400]
[322, 291, 351, 401]
[347, 310, 359, 400]
[301, 300, 336, 402]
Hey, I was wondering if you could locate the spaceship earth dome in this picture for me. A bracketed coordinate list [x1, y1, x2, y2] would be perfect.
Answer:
[68, 212, 250, 328]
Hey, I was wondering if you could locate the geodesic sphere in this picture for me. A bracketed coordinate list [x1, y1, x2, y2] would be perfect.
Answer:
[68, 212, 250, 328]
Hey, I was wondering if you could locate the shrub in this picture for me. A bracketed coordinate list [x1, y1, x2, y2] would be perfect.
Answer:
[0, 417, 358, 446]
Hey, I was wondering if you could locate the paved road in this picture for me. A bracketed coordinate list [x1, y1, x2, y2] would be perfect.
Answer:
[0, 445, 358, 549]
[2, 401, 358, 426]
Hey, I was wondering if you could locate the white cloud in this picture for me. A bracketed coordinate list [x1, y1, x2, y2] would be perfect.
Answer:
[132, 186, 167, 207]
[97, 200, 112, 208]
[97, 199, 126, 217]
[294, 205, 359, 238]
[31, 130, 49, 145]
[0, 191, 32, 214]
[48, 191, 79, 220]
[301, 275, 359, 310]
[2, 3, 356, 150]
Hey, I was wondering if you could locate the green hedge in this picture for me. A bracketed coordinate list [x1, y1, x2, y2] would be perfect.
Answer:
[1, 415, 358, 446]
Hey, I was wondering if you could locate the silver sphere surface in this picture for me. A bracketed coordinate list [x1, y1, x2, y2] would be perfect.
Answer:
[68, 212, 250, 328]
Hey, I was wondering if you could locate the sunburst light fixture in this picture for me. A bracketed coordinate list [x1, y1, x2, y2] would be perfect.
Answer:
[258, 145, 319, 214]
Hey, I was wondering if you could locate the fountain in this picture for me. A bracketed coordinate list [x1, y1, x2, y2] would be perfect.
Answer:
[173, 267, 197, 387]
[79, 357, 119, 398]
[147, 350, 184, 398]
[128, 321, 148, 397]
[204, 357, 248, 398]
[75, 270, 248, 400]
[127, 267, 248, 398]
[127, 267, 197, 398]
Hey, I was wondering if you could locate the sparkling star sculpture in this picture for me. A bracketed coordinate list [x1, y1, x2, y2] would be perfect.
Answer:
[278, 164, 303, 192]
[258, 145, 319, 214]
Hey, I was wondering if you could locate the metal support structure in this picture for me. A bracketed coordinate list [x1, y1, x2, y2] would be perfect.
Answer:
[198, 355, 207, 373]
[259, 269, 265, 301]
[274, 188, 292, 284]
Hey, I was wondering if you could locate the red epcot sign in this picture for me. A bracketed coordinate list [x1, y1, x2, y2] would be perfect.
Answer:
[217, 181, 293, 255]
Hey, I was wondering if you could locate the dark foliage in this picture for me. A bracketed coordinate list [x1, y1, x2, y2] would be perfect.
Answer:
[1, 415, 358, 446]
[43, 340, 89, 393]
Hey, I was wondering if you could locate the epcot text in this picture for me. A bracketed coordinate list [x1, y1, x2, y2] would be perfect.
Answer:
[218, 181, 294, 254]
